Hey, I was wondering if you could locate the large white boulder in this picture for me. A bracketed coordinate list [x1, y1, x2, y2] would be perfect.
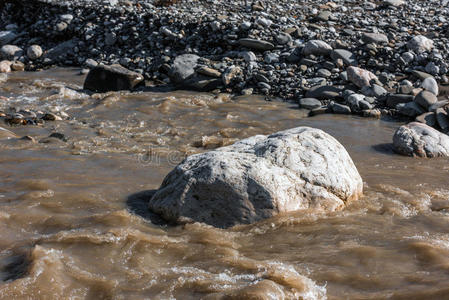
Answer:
[149, 127, 363, 228]
[393, 122, 449, 157]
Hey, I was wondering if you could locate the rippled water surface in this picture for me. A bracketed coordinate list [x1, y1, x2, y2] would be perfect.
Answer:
[0, 69, 449, 299]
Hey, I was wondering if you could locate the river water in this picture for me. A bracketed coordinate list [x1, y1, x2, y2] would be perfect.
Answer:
[0, 69, 448, 299]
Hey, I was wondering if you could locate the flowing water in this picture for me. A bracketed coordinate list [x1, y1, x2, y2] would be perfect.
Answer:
[0, 69, 448, 299]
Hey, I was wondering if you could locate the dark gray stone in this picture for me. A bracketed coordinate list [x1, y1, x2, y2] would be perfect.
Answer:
[238, 38, 275, 51]
[386, 94, 414, 108]
[83, 64, 144, 92]
[415, 112, 436, 127]
[299, 98, 322, 110]
[396, 102, 425, 117]
[414, 90, 437, 110]
[0, 31, 17, 46]
[361, 33, 389, 44]
[331, 49, 357, 66]
[305, 85, 341, 100]
[331, 103, 352, 114]
[169, 54, 200, 84]
[436, 108, 449, 132]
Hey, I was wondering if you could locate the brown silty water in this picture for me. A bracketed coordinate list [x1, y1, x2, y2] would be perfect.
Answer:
[0, 69, 448, 299]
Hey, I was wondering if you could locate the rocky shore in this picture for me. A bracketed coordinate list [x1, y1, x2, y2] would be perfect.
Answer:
[1, 0, 449, 155]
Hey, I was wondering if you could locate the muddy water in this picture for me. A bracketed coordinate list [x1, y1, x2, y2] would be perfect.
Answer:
[0, 69, 448, 299]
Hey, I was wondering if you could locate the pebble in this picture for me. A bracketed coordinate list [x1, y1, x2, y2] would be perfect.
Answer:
[0, 45, 22, 60]
[429, 101, 449, 112]
[238, 38, 274, 51]
[420, 77, 438, 96]
[197, 67, 221, 78]
[407, 35, 434, 53]
[436, 108, 449, 132]
[347, 66, 378, 88]
[361, 33, 389, 44]
[397, 102, 425, 117]
[240, 51, 256, 63]
[11, 61, 24, 71]
[414, 90, 437, 110]
[298, 98, 322, 110]
[27, 45, 43, 60]
[303, 40, 332, 56]
[384, 0, 405, 7]
[42, 113, 62, 121]
[0, 31, 17, 46]
[386, 94, 414, 108]
[222, 66, 241, 86]
[415, 112, 436, 127]
[305, 85, 341, 100]
[0, 60, 11, 73]
[331, 102, 352, 114]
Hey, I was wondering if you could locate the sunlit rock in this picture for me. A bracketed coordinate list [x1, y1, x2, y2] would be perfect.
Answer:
[149, 127, 363, 228]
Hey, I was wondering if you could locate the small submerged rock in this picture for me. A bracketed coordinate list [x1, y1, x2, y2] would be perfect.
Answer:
[148, 127, 363, 228]
[0, 126, 17, 139]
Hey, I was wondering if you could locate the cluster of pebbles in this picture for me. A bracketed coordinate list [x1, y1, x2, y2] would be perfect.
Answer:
[0, 107, 66, 126]
[0, 0, 449, 151]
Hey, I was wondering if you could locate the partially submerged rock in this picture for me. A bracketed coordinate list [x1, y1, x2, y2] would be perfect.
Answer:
[83, 64, 144, 92]
[393, 122, 449, 157]
[0, 126, 17, 139]
[149, 127, 363, 228]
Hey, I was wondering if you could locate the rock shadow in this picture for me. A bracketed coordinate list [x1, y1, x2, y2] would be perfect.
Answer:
[372, 143, 395, 155]
[0, 251, 31, 282]
[126, 190, 169, 226]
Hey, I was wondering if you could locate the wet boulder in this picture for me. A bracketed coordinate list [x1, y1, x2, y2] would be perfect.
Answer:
[149, 127, 363, 228]
[393, 122, 449, 158]
[83, 64, 144, 92]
